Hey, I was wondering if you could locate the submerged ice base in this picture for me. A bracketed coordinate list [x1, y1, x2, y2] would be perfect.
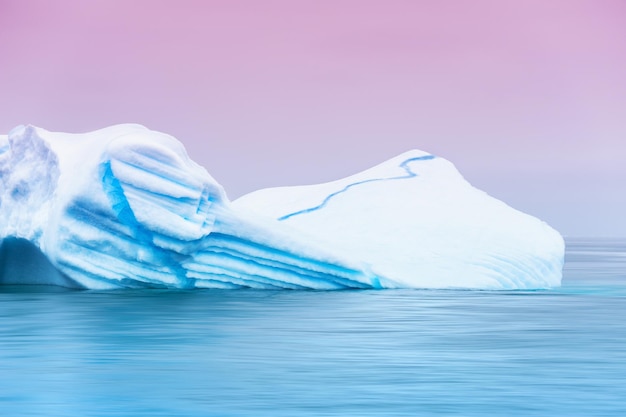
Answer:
[0, 125, 564, 290]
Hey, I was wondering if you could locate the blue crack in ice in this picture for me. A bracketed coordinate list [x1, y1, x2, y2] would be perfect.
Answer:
[278, 154, 436, 221]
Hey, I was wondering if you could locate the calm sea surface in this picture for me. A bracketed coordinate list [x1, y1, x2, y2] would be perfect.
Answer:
[1, 238, 625, 416]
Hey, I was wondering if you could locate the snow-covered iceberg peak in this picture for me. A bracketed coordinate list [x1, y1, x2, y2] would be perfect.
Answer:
[0, 124, 382, 290]
[235, 150, 565, 290]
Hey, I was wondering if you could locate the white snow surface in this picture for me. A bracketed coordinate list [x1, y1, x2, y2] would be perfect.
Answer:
[0, 124, 564, 289]
[234, 150, 564, 289]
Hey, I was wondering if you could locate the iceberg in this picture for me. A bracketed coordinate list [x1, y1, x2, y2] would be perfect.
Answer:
[0, 124, 564, 290]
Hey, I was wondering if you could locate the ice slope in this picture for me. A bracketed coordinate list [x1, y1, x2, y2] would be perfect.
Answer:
[234, 151, 565, 289]
[0, 125, 383, 289]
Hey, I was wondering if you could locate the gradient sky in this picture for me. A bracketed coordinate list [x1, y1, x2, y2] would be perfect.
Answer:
[1, 0, 625, 236]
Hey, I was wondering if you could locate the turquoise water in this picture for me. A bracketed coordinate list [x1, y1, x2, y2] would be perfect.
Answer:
[1, 238, 625, 416]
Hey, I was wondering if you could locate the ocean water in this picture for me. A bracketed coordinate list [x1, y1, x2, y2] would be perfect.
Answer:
[1, 238, 625, 417]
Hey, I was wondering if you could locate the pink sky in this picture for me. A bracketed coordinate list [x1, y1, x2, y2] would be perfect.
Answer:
[1, 0, 625, 236]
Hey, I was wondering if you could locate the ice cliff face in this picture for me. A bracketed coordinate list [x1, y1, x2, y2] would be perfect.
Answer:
[0, 125, 564, 290]
[0, 125, 382, 289]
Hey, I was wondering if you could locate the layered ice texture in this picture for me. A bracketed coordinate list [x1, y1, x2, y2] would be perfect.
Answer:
[0, 125, 564, 290]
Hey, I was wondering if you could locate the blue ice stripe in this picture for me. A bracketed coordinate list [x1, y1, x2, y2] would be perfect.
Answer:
[278, 155, 436, 221]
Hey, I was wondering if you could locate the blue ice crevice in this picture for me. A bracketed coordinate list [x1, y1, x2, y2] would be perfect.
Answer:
[278, 155, 436, 221]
